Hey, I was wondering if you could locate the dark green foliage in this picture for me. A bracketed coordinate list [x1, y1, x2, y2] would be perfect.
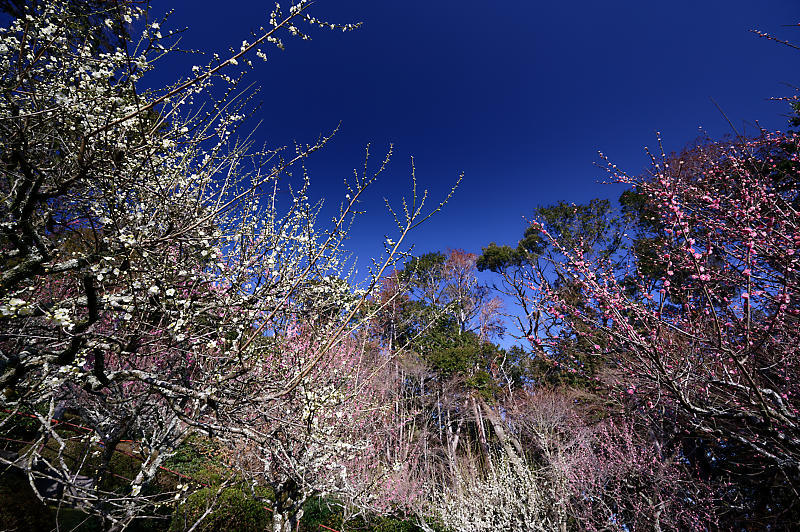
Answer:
[518, 223, 548, 256]
[399, 251, 446, 284]
[169, 487, 269, 532]
[162, 435, 226, 487]
[478, 198, 630, 389]
[409, 312, 463, 358]
[464, 370, 499, 401]
[619, 189, 658, 231]
[477, 225, 546, 273]
[409, 316, 504, 385]
[298, 496, 344, 531]
[476, 242, 522, 272]
[763, 125, 800, 210]
[790, 101, 800, 128]
[427, 344, 477, 378]
[499, 345, 534, 388]
[359, 515, 436, 532]
[619, 189, 682, 294]
[0, 417, 196, 531]
[1, 409, 40, 451]
[300, 496, 435, 532]
[536, 199, 619, 255]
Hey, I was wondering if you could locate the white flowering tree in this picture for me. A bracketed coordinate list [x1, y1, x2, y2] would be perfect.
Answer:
[0, 1, 453, 529]
[227, 330, 424, 532]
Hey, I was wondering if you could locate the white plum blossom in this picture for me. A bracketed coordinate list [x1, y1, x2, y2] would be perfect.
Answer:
[0, 1, 447, 530]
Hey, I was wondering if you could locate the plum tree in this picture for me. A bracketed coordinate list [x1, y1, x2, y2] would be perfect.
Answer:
[0, 1, 453, 529]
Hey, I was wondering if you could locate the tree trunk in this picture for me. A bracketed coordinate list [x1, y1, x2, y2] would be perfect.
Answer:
[471, 396, 494, 474]
[446, 397, 469, 478]
[478, 397, 527, 479]
[272, 479, 305, 532]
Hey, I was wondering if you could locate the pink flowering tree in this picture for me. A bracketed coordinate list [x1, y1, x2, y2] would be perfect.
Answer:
[527, 131, 800, 523]
[566, 417, 717, 531]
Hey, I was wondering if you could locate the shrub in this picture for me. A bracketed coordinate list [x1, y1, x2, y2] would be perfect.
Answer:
[169, 487, 269, 532]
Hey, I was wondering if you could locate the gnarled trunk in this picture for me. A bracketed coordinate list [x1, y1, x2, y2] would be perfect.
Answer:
[272, 479, 306, 532]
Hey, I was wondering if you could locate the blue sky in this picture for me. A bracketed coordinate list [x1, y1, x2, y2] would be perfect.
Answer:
[159, 0, 799, 276]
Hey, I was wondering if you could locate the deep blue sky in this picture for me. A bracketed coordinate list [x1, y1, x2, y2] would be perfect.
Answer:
[158, 1, 799, 271]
